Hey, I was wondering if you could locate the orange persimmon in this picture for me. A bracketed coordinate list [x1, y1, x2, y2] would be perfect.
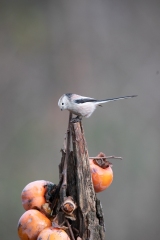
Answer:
[17, 209, 51, 240]
[37, 226, 71, 240]
[21, 180, 55, 211]
[90, 158, 113, 193]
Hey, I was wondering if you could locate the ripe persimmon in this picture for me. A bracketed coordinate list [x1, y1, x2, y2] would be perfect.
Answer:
[21, 180, 55, 211]
[17, 209, 51, 240]
[37, 227, 71, 240]
[90, 158, 113, 193]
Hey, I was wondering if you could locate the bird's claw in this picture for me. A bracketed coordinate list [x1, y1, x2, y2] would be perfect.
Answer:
[70, 117, 82, 123]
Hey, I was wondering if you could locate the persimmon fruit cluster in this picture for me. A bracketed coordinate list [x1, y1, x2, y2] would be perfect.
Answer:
[17, 153, 114, 239]
[17, 180, 71, 240]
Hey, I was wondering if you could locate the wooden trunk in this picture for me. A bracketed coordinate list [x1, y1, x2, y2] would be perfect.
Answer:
[60, 121, 105, 240]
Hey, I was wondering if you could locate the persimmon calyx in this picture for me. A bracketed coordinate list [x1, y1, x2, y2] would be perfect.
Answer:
[89, 152, 122, 169]
[93, 158, 112, 169]
[61, 196, 77, 215]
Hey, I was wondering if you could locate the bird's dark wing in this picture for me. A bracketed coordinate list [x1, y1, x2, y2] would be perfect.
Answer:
[74, 98, 97, 104]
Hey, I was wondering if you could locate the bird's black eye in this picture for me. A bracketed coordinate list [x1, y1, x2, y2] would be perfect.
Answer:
[62, 103, 64, 105]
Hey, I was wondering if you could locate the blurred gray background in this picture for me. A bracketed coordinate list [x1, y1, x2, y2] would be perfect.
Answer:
[1, 0, 160, 239]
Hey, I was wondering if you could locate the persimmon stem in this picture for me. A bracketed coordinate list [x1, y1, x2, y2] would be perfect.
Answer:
[89, 156, 122, 160]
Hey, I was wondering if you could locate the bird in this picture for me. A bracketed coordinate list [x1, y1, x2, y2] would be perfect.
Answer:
[58, 93, 137, 122]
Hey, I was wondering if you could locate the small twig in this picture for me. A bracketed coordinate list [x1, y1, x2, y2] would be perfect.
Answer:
[72, 227, 79, 234]
[89, 156, 122, 160]
[65, 218, 75, 240]
[61, 112, 72, 199]
[63, 133, 67, 152]
[50, 176, 63, 215]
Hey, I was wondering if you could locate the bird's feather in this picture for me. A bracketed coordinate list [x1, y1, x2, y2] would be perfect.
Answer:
[75, 98, 97, 104]
[74, 95, 137, 104]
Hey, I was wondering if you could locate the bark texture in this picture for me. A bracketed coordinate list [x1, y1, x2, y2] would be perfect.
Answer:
[57, 120, 105, 239]
[66, 121, 105, 239]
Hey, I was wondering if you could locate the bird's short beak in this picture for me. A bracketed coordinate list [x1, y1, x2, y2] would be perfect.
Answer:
[61, 108, 63, 111]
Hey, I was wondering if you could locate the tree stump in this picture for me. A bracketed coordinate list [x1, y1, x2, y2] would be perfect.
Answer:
[58, 118, 105, 240]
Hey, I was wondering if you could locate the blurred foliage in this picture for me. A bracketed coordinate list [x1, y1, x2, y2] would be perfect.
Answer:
[1, 1, 160, 239]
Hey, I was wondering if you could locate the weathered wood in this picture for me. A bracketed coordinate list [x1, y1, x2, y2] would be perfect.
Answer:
[57, 119, 105, 239]
[69, 121, 105, 240]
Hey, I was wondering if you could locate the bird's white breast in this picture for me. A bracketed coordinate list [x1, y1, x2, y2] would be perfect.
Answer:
[70, 102, 96, 118]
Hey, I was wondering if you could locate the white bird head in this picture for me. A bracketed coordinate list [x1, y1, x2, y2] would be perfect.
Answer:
[58, 93, 72, 111]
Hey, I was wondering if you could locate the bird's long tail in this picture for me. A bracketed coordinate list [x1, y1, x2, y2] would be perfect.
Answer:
[96, 95, 137, 104]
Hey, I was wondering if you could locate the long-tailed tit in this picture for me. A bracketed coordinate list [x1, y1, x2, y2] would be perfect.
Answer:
[58, 93, 137, 122]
